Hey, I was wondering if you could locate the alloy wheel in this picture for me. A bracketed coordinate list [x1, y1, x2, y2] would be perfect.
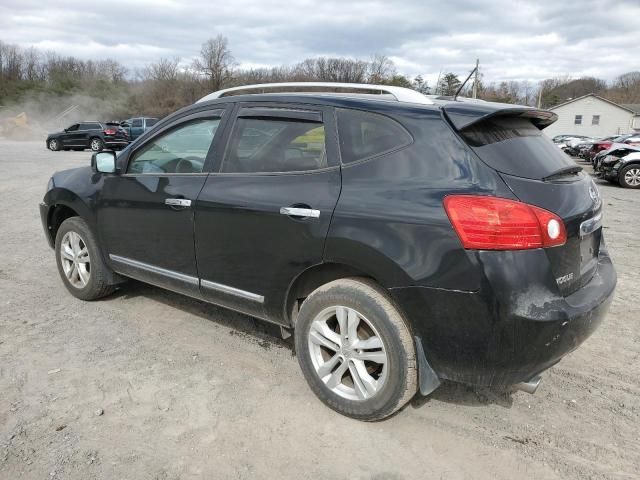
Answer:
[307, 306, 388, 401]
[49, 139, 58, 150]
[90, 139, 102, 151]
[624, 168, 640, 187]
[60, 231, 91, 289]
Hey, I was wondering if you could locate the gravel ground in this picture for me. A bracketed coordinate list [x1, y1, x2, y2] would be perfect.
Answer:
[0, 140, 638, 480]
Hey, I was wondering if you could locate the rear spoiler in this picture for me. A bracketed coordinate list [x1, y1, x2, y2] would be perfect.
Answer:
[442, 103, 558, 131]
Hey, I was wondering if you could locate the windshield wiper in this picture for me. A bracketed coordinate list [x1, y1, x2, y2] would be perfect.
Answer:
[542, 165, 583, 181]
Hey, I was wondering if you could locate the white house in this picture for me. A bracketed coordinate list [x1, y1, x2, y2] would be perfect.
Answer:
[543, 94, 640, 138]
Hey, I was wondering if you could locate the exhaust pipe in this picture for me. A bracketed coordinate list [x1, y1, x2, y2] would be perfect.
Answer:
[514, 375, 542, 394]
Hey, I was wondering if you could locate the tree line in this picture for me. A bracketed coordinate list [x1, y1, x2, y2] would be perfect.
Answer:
[1, 35, 639, 123]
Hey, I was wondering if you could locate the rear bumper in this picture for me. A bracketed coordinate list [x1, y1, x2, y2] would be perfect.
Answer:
[103, 139, 129, 147]
[390, 246, 616, 386]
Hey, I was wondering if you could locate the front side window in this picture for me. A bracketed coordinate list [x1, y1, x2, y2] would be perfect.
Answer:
[222, 117, 327, 173]
[66, 124, 79, 132]
[592, 115, 600, 126]
[127, 118, 220, 174]
[574, 115, 583, 125]
[337, 108, 412, 164]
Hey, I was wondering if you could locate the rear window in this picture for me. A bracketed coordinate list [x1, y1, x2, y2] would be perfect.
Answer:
[337, 109, 412, 164]
[460, 117, 576, 180]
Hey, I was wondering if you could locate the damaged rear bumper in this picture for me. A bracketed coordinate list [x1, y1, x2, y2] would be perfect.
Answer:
[390, 247, 616, 387]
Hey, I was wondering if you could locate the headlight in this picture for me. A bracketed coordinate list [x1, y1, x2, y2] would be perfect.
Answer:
[602, 156, 619, 164]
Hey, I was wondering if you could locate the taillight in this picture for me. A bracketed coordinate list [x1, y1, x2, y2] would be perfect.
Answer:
[443, 195, 566, 250]
[104, 129, 117, 135]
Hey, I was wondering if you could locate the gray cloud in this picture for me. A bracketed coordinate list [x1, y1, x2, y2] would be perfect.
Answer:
[1, 0, 638, 87]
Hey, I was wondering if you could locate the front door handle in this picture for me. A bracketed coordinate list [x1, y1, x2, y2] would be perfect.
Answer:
[165, 198, 192, 208]
[280, 207, 320, 218]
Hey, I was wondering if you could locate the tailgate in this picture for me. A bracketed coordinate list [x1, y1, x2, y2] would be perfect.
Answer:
[498, 173, 602, 296]
[445, 103, 603, 296]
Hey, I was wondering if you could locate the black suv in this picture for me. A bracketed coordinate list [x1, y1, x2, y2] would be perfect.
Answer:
[39, 83, 616, 420]
[46, 121, 129, 152]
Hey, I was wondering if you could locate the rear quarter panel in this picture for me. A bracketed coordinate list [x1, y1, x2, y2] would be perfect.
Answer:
[325, 108, 513, 291]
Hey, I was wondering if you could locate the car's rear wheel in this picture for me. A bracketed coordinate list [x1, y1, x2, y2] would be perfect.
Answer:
[48, 139, 60, 151]
[294, 278, 417, 421]
[55, 217, 115, 300]
[619, 165, 640, 189]
[90, 138, 104, 152]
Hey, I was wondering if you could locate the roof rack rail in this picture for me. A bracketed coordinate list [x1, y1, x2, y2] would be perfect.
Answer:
[196, 82, 434, 105]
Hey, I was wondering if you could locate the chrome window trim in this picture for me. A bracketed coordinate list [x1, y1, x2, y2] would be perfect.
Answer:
[109, 254, 199, 285]
[201, 279, 264, 303]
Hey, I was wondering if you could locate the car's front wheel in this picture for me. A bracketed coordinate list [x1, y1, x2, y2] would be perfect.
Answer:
[55, 217, 115, 300]
[48, 139, 60, 151]
[294, 278, 417, 421]
[619, 164, 640, 189]
[90, 138, 104, 152]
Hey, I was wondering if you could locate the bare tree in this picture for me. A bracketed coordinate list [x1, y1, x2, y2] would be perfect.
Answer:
[193, 35, 235, 91]
[368, 54, 396, 83]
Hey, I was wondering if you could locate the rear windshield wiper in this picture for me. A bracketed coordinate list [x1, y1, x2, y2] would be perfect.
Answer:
[542, 165, 583, 182]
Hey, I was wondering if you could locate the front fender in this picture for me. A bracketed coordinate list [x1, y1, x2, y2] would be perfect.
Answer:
[41, 166, 104, 247]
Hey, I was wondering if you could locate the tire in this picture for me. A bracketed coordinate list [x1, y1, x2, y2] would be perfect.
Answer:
[55, 217, 116, 300]
[619, 164, 640, 189]
[90, 137, 104, 152]
[48, 139, 60, 151]
[294, 278, 417, 421]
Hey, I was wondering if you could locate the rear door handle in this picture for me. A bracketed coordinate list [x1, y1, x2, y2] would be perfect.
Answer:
[165, 198, 192, 208]
[280, 207, 320, 218]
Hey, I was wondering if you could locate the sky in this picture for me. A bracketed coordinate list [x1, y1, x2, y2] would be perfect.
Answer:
[1, 0, 639, 88]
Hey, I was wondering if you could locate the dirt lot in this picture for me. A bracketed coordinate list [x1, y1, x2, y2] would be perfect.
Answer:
[0, 140, 638, 480]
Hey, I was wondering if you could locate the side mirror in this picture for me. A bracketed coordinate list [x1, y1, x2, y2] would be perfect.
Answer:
[92, 151, 117, 173]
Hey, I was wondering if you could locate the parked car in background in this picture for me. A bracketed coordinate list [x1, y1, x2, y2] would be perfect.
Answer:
[596, 145, 640, 188]
[40, 82, 616, 420]
[563, 136, 597, 156]
[120, 117, 158, 141]
[46, 121, 129, 152]
[552, 134, 591, 144]
[587, 134, 637, 163]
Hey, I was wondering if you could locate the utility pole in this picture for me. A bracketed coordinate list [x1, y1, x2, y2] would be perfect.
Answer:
[537, 85, 543, 108]
[472, 58, 479, 99]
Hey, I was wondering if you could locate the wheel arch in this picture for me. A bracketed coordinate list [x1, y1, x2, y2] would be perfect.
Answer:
[44, 189, 97, 245]
[284, 262, 381, 326]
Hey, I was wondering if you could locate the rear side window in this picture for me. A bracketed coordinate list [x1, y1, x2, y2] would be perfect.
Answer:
[460, 117, 576, 179]
[337, 109, 412, 164]
[132, 118, 143, 128]
[223, 118, 327, 173]
[146, 118, 158, 127]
